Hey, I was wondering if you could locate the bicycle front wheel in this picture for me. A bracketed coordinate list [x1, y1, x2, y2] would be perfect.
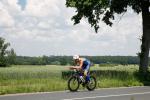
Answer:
[68, 76, 80, 92]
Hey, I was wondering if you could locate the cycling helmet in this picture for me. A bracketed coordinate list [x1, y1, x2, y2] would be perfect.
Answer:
[73, 55, 79, 60]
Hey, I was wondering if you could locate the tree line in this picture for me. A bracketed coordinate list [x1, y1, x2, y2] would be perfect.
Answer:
[13, 56, 146, 66]
[0, 37, 149, 67]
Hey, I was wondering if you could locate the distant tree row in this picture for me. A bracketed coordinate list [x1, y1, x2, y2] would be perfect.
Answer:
[13, 56, 147, 66]
[0, 37, 149, 67]
[14, 56, 73, 65]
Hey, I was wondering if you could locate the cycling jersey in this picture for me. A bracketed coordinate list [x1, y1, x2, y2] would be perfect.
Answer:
[81, 58, 90, 71]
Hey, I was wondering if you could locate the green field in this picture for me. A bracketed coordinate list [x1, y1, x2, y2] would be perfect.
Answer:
[0, 65, 147, 95]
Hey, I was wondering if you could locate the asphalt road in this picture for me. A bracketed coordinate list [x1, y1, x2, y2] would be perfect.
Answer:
[0, 86, 150, 100]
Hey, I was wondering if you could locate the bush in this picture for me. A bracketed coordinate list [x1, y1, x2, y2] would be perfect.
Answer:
[0, 58, 10, 67]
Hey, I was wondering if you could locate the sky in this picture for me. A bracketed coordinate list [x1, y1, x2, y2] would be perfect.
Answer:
[0, 0, 142, 56]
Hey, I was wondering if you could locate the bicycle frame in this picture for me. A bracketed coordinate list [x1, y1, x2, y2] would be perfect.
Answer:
[72, 69, 90, 83]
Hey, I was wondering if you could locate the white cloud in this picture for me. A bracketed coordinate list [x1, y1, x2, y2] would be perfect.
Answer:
[0, 2, 14, 27]
[38, 21, 50, 29]
[25, 0, 60, 17]
[0, 0, 142, 56]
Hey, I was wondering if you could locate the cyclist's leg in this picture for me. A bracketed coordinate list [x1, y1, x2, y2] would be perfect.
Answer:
[84, 64, 90, 82]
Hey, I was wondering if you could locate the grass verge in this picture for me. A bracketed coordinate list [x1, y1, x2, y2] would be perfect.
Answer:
[0, 65, 149, 95]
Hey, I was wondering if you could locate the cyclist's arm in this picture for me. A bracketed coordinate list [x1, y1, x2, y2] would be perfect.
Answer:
[74, 59, 83, 69]
[78, 59, 83, 69]
[71, 59, 83, 69]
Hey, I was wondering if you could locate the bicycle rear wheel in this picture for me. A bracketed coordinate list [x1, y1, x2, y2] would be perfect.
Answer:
[86, 76, 97, 91]
[68, 76, 80, 92]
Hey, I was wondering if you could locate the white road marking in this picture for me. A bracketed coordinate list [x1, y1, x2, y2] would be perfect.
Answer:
[95, 86, 146, 90]
[63, 91, 150, 100]
[0, 90, 68, 97]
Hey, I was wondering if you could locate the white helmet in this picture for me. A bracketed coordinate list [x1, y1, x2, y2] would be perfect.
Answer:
[73, 55, 79, 60]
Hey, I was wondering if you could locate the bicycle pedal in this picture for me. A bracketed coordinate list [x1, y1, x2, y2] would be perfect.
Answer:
[82, 83, 86, 87]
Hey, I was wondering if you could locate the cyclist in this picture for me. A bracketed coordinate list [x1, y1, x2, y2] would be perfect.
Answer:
[71, 55, 91, 83]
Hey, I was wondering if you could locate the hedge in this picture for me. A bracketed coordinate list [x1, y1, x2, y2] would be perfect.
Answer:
[62, 70, 132, 79]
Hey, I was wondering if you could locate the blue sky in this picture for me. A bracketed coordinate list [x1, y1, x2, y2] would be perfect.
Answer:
[0, 0, 142, 56]
[17, 0, 27, 10]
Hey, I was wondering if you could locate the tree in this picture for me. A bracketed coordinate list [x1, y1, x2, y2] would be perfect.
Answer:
[7, 48, 16, 65]
[0, 37, 16, 67]
[42, 55, 49, 64]
[0, 37, 10, 66]
[66, 0, 150, 74]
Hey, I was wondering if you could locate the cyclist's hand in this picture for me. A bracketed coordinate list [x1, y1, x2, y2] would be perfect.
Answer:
[69, 66, 76, 70]
[76, 67, 81, 71]
[69, 66, 81, 71]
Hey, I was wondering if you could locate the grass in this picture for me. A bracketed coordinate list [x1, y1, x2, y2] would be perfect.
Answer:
[0, 65, 69, 94]
[0, 65, 69, 80]
[0, 65, 147, 95]
[0, 78, 67, 95]
[92, 65, 144, 88]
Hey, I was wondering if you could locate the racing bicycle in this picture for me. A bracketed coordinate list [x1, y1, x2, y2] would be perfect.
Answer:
[68, 68, 97, 92]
